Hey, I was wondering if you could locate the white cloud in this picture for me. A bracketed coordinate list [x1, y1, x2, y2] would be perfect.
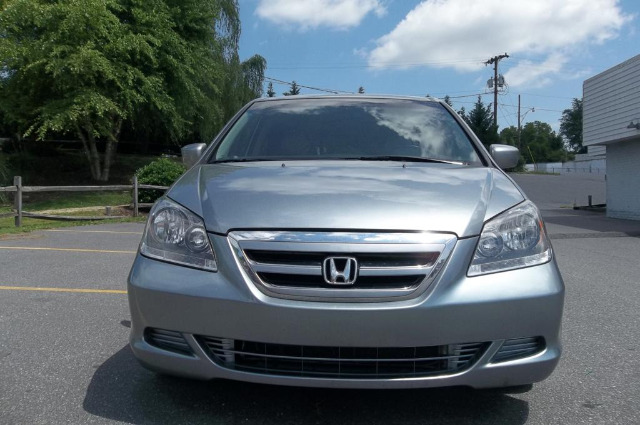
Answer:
[255, 0, 386, 30]
[503, 52, 567, 89]
[367, 0, 632, 86]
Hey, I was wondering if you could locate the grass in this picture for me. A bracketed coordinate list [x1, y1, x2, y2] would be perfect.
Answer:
[12, 191, 133, 211]
[0, 199, 147, 235]
[0, 215, 146, 237]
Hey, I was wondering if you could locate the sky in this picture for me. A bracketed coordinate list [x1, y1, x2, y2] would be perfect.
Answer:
[237, 0, 640, 132]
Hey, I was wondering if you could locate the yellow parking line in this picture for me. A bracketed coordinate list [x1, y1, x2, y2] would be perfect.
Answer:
[0, 285, 127, 294]
[44, 229, 142, 235]
[0, 246, 136, 254]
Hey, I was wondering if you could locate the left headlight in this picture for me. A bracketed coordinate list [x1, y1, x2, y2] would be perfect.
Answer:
[468, 200, 551, 276]
[140, 198, 217, 272]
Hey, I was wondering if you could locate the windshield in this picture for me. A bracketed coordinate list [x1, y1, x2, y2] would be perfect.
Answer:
[211, 98, 482, 164]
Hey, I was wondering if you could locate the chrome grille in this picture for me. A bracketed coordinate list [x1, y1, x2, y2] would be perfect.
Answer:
[145, 328, 193, 355]
[228, 231, 457, 301]
[198, 336, 487, 379]
[491, 337, 545, 363]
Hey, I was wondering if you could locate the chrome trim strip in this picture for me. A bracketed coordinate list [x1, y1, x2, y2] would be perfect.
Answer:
[248, 261, 321, 275]
[240, 241, 446, 253]
[231, 231, 455, 244]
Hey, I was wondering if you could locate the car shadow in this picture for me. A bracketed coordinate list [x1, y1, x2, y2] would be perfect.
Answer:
[83, 346, 529, 424]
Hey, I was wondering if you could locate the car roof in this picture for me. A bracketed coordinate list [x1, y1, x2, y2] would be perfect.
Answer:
[251, 94, 443, 104]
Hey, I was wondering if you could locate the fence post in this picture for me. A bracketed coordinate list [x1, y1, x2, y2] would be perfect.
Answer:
[14, 176, 22, 227]
[133, 175, 139, 217]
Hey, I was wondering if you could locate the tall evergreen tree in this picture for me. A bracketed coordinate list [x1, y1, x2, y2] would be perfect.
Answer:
[283, 81, 301, 96]
[460, 96, 498, 148]
[266, 82, 276, 97]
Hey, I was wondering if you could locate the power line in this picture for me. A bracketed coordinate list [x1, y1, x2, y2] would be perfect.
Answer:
[264, 76, 353, 94]
[447, 92, 487, 99]
[266, 58, 489, 70]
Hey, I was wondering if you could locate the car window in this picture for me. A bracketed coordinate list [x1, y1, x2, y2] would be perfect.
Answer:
[211, 98, 482, 164]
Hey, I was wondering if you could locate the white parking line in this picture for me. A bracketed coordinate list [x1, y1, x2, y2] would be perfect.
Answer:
[0, 246, 136, 254]
[44, 229, 142, 235]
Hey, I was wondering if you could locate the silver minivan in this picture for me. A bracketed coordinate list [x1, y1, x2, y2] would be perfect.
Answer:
[128, 95, 564, 389]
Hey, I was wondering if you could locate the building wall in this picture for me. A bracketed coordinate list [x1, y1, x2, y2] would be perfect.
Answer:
[583, 54, 640, 147]
[583, 54, 640, 220]
[586, 145, 606, 156]
[607, 139, 640, 220]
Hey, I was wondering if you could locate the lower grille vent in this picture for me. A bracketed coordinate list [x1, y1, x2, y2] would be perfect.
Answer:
[491, 337, 545, 363]
[145, 328, 193, 355]
[197, 336, 487, 379]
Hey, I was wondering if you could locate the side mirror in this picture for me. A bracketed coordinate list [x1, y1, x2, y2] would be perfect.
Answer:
[489, 144, 520, 169]
[181, 143, 207, 168]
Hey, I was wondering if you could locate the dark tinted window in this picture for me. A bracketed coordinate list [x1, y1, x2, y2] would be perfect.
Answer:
[212, 98, 481, 164]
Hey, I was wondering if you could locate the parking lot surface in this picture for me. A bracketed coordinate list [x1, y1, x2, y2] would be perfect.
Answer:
[2, 173, 640, 424]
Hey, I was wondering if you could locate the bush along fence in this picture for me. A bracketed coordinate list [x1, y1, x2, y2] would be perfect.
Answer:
[0, 176, 168, 227]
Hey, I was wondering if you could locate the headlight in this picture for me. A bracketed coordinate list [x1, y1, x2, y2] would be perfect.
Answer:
[468, 201, 551, 276]
[140, 198, 217, 271]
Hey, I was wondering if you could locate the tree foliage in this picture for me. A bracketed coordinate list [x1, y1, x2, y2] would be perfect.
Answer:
[501, 121, 568, 164]
[358, 86, 365, 94]
[266, 82, 276, 97]
[0, 0, 265, 181]
[560, 98, 584, 153]
[458, 96, 498, 148]
[283, 81, 301, 96]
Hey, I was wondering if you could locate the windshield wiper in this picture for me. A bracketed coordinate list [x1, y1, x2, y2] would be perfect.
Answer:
[353, 156, 466, 165]
[211, 158, 279, 164]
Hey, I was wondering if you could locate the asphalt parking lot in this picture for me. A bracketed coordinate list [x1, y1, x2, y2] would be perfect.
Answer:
[1, 173, 640, 424]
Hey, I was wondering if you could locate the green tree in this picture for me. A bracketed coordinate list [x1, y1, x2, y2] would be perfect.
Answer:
[358, 86, 365, 94]
[443, 95, 453, 107]
[266, 82, 276, 97]
[0, 0, 265, 181]
[519, 121, 568, 163]
[459, 96, 498, 148]
[559, 98, 584, 153]
[499, 125, 526, 170]
[283, 81, 301, 96]
[499, 126, 519, 146]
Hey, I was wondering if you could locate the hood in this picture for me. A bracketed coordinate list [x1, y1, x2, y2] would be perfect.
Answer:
[167, 161, 524, 237]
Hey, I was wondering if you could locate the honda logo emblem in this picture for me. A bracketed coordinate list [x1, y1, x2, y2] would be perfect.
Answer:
[323, 257, 358, 285]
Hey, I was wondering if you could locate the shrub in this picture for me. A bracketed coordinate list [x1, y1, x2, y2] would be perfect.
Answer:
[135, 158, 186, 203]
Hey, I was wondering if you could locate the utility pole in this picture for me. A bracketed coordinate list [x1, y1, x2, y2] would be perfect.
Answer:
[517, 94, 534, 150]
[517, 94, 521, 149]
[485, 53, 509, 127]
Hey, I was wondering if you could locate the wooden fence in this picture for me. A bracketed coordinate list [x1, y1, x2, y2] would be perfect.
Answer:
[0, 176, 168, 227]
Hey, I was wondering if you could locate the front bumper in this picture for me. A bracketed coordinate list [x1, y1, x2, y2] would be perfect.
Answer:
[127, 237, 564, 389]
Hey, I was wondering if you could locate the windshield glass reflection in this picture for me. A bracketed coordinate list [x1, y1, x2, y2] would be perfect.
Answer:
[213, 98, 481, 164]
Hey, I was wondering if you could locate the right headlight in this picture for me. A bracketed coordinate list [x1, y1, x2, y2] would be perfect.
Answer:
[140, 198, 217, 272]
[468, 200, 551, 276]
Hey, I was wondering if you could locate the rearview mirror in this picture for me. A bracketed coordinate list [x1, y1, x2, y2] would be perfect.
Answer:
[489, 144, 520, 169]
[181, 143, 207, 168]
